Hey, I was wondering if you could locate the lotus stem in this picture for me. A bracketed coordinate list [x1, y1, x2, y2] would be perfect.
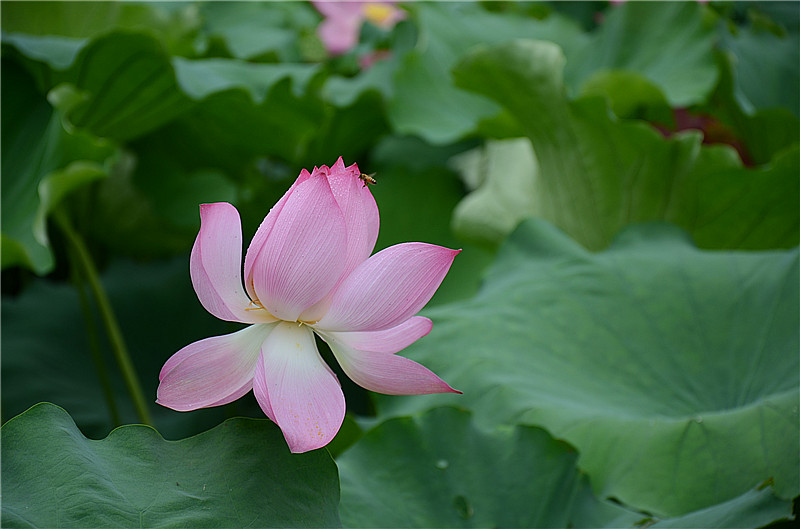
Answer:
[54, 209, 153, 426]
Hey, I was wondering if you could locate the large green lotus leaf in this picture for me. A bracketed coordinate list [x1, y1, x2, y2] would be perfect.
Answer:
[641, 484, 794, 528]
[388, 2, 586, 144]
[572, 479, 792, 529]
[339, 407, 792, 528]
[451, 40, 799, 251]
[1, 403, 340, 528]
[375, 219, 799, 517]
[565, 1, 718, 107]
[574, 482, 793, 528]
[1, 60, 117, 274]
[338, 407, 584, 528]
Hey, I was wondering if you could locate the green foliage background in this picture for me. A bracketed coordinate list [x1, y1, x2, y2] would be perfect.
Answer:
[2, 1, 798, 527]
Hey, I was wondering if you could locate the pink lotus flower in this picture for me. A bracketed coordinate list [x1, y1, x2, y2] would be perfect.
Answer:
[157, 158, 460, 453]
[314, 1, 406, 55]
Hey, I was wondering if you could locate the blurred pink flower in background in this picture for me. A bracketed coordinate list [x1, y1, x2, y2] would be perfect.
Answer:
[358, 48, 392, 70]
[157, 158, 460, 453]
[313, 0, 405, 55]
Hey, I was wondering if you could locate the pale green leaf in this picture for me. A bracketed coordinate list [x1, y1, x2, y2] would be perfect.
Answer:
[450, 138, 539, 248]
[376, 219, 799, 517]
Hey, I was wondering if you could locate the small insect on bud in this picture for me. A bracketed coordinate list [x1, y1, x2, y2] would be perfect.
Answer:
[359, 173, 377, 187]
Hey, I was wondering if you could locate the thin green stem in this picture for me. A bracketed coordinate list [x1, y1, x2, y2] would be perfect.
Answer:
[69, 244, 123, 427]
[54, 209, 153, 426]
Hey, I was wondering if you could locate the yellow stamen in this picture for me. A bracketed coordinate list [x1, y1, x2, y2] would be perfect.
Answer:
[363, 3, 395, 26]
[245, 299, 265, 311]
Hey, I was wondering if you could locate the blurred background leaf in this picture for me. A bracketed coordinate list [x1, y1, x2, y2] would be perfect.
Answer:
[565, 1, 718, 107]
[196, 1, 320, 62]
[386, 2, 586, 144]
[5, 31, 196, 140]
[452, 40, 798, 251]
[1, 0, 201, 53]
[699, 50, 799, 167]
[1, 60, 118, 273]
[715, 2, 799, 118]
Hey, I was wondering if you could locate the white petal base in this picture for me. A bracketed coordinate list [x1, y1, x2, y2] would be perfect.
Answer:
[254, 322, 345, 453]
